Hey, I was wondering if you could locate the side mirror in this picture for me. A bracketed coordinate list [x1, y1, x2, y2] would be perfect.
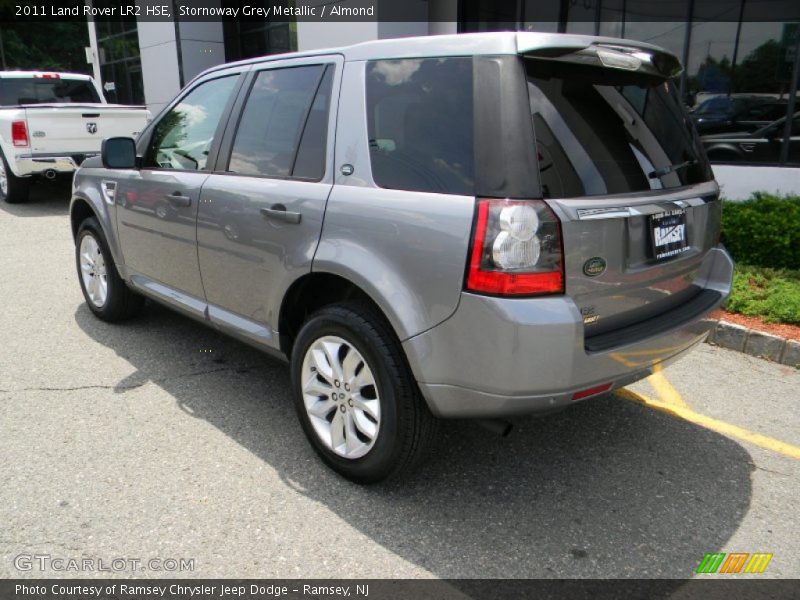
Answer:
[101, 137, 137, 169]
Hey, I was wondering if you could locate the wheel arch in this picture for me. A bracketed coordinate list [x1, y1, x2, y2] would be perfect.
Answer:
[705, 144, 743, 163]
[70, 191, 127, 280]
[278, 272, 400, 358]
[70, 196, 98, 239]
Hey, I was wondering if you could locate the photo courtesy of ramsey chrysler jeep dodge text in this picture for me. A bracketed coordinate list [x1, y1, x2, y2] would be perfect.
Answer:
[69, 32, 733, 482]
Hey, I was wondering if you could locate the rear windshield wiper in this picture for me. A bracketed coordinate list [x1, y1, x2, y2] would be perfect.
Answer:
[649, 160, 697, 179]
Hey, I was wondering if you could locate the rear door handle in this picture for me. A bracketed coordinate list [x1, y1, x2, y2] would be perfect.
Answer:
[165, 192, 191, 207]
[260, 204, 301, 224]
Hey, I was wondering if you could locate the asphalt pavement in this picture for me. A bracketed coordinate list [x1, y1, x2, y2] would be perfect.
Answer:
[1, 181, 798, 579]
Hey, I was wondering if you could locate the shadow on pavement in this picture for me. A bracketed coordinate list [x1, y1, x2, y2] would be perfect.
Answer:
[75, 300, 754, 579]
[0, 179, 71, 217]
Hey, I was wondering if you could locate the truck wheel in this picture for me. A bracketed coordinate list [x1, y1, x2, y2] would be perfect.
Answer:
[76, 217, 144, 322]
[290, 303, 438, 483]
[0, 151, 31, 204]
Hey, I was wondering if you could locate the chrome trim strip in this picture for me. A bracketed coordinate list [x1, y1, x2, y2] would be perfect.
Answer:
[576, 207, 630, 220]
[576, 197, 707, 220]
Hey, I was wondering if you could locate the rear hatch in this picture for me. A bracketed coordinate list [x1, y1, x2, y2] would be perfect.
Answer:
[23, 105, 149, 154]
[521, 43, 720, 344]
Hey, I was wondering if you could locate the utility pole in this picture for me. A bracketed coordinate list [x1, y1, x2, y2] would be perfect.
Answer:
[728, 0, 746, 95]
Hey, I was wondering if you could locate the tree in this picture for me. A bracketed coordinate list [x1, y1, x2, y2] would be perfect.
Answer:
[0, 20, 91, 74]
[733, 39, 784, 94]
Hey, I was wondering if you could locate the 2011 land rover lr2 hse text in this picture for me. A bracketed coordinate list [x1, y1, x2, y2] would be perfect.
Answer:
[70, 33, 734, 482]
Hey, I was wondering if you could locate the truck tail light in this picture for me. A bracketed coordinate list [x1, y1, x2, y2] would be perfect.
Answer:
[11, 120, 29, 147]
[466, 199, 564, 296]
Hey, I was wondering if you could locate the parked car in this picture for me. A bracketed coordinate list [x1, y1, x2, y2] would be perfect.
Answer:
[689, 95, 778, 134]
[70, 33, 733, 482]
[702, 112, 800, 163]
[725, 101, 790, 132]
[0, 71, 150, 203]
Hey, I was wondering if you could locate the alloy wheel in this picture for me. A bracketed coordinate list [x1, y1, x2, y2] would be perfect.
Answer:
[79, 234, 108, 307]
[300, 335, 381, 459]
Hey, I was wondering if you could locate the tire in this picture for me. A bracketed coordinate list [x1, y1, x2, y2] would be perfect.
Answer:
[290, 303, 438, 483]
[76, 217, 144, 322]
[0, 150, 31, 204]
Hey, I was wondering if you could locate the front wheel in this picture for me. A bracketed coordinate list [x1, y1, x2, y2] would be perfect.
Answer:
[76, 217, 144, 322]
[290, 303, 437, 483]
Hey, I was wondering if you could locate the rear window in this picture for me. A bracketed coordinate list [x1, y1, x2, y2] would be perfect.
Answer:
[526, 60, 712, 198]
[366, 57, 474, 196]
[0, 77, 101, 105]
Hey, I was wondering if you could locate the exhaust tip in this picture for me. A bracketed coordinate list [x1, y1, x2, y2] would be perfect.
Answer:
[476, 419, 513, 437]
[43, 169, 57, 180]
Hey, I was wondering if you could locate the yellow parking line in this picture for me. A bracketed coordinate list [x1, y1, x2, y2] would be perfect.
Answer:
[647, 363, 690, 409]
[615, 388, 800, 460]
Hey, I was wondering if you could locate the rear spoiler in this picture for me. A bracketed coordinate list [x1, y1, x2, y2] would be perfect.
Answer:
[516, 32, 682, 78]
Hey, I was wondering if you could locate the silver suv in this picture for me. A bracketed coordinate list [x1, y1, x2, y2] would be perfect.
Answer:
[70, 32, 733, 482]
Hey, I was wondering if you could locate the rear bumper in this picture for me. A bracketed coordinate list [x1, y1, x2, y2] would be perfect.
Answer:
[13, 153, 95, 177]
[404, 246, 734, 418]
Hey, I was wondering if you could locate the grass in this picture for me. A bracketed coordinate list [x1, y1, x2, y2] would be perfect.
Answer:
[724, 264, 800, 325]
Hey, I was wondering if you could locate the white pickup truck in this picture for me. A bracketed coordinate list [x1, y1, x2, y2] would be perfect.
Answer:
[0, 71, 150, 203]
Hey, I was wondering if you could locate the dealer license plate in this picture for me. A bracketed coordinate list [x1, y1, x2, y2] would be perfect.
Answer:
[650, 210, 689, 260]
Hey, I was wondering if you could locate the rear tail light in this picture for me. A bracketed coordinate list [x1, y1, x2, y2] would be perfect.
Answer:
[466, 199, 564, 296]
[11, 120, 29, 147]
[33, 73, 60, 79]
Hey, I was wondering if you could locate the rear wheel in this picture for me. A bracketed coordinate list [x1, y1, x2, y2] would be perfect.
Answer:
[290, 303, 437, 483]
[76, 217, 144, 322]
[0, 151, 30, 204]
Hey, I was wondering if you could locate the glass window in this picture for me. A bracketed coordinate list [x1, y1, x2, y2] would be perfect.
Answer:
[0, 78, 101, 105]
[100, 60, 144, 105]
[293, 67, 334, 180]
[228, 65, 327, 179]
[96, 22, 144, 105]
[366, 58, 474, 195]
[147, 75, 239, 171]
[522, 0, 561, 32]
[686, 20, 796, 163]
[223, 15, 297, 62]
[526, 59, 712, 198]
[460, 0, 517, 31]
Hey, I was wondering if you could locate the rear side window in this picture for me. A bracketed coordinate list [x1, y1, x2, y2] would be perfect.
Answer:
[228, 64, 332, 180]
[366, 58, 474, 195]
[526, 60, 712, 198]
[0, 77, 101, 105]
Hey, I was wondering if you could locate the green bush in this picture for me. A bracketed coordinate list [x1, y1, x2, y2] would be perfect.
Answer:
[721, 193, 800, 270]
[725, 265, 800, 325]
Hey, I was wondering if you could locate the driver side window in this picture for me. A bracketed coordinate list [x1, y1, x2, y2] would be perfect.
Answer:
[146, 75, 239, 170]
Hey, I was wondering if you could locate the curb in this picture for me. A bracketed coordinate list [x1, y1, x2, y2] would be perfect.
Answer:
[706, 320, 799, 368]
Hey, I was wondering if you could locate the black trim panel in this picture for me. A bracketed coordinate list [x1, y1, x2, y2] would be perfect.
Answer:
[584, 287, 722, 353]
[473, 55, 541, 199]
